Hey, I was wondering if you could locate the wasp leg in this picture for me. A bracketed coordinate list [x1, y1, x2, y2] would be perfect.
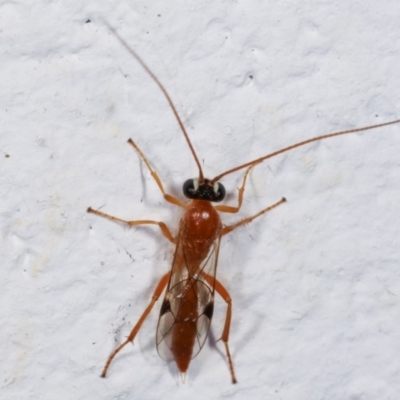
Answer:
[202, 274, 237, 384]
[215, 163, 261, 214]
[221, 197, 286, 236]
[128, 139, 185, 208]
[87, 207, 176, 243]
[101, 272, 171, 377]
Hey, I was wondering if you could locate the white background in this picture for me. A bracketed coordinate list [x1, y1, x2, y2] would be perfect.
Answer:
[2, 1, 400, 399]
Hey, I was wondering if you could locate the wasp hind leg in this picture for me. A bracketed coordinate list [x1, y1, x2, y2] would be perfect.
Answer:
[202, 274, 237, 384]
[101, 272, 171, 377]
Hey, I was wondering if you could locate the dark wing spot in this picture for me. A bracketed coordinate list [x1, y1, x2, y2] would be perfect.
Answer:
[203, 302, 214, 320]
[160, 299, 171, 316]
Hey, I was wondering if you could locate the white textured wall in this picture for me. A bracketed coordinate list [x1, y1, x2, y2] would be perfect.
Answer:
[2, 1, 400, 399]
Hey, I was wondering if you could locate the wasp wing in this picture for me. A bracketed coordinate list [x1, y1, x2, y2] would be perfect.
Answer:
[156, 234, 221, 362]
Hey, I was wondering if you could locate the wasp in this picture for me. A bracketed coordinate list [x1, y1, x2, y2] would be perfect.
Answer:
[87, 24, 400, 383]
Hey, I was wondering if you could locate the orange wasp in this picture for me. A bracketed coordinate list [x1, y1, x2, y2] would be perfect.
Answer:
[88, 25, 400, 383]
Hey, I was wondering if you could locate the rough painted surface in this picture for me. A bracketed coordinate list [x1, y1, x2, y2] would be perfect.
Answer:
[2, 1, 400, 399]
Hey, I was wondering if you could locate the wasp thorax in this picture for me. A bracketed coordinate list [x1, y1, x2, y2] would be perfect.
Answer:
[183, 178, 226, 202]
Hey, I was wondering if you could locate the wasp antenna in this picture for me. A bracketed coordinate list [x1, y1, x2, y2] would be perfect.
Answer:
[212, 118, 400, 182]
[102, 20, 204, 181]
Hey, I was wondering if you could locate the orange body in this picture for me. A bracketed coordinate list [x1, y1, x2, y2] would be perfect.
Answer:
[157, 200, 222, 374]
[178, 200, 221, 271]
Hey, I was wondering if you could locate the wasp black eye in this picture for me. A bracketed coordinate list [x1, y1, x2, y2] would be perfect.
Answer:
[183, 178, 198, 199]
[213, 182, 226, 202]
[183, 178, 226, 202]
